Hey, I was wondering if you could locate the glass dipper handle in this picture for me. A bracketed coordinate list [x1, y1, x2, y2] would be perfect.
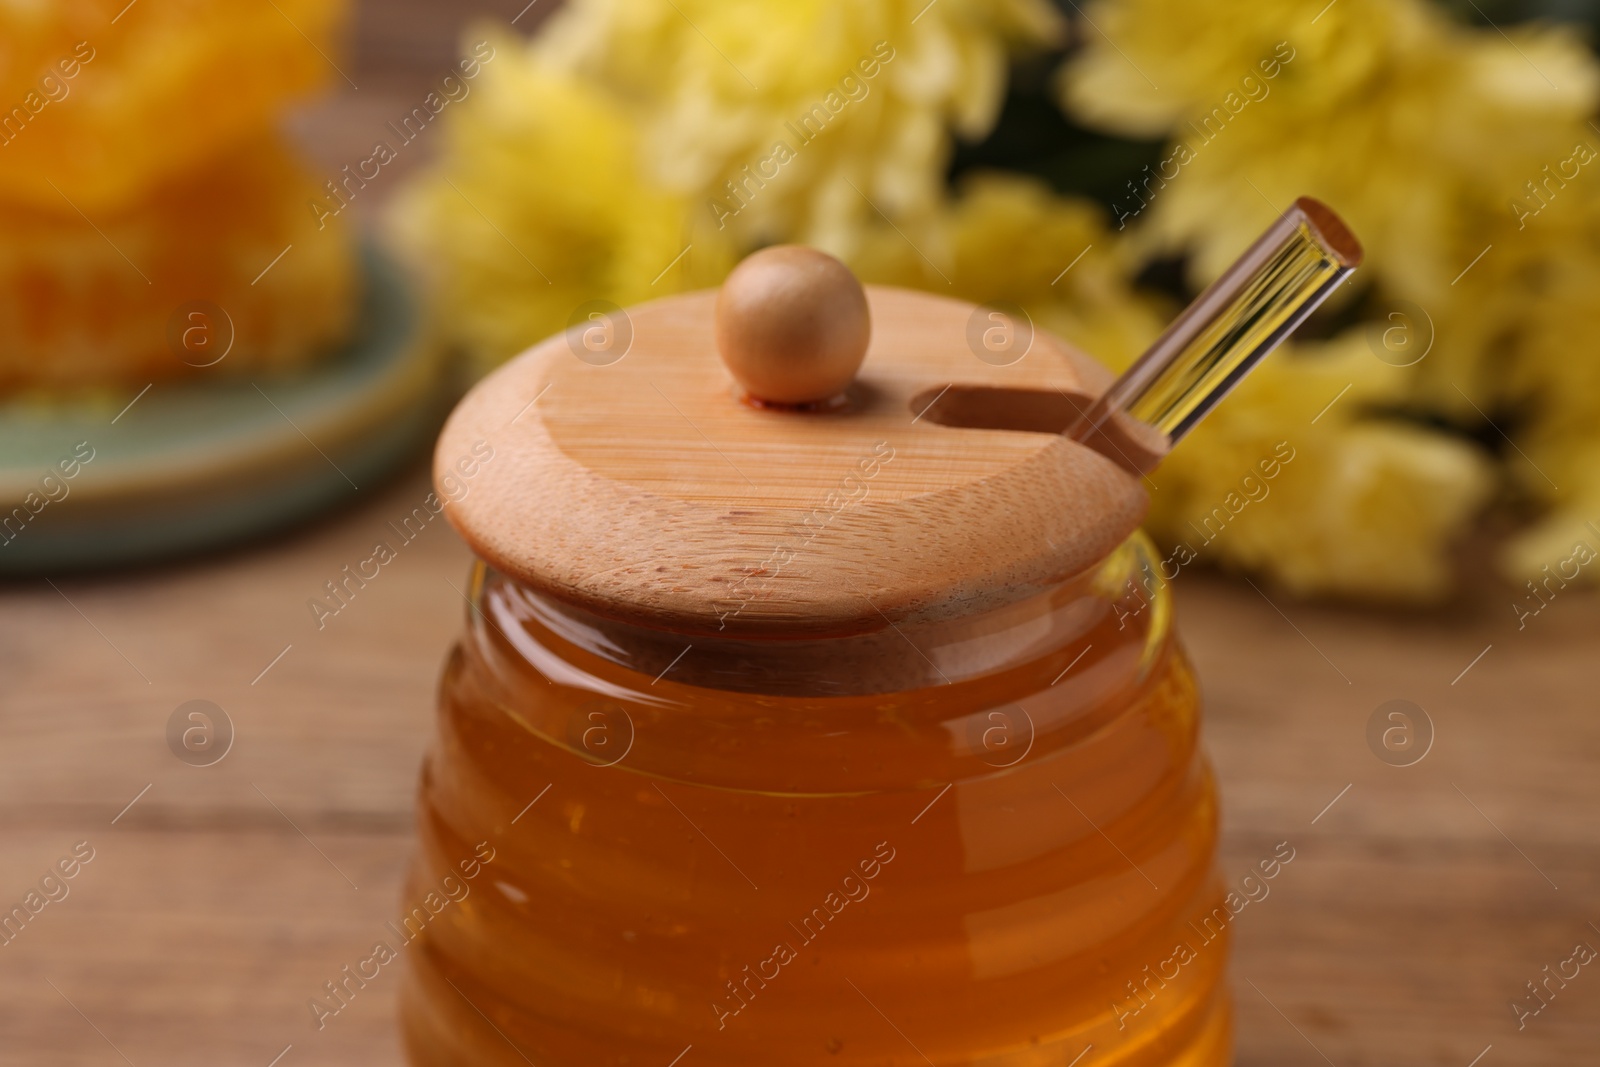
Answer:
[1069, 197, 1363, 449]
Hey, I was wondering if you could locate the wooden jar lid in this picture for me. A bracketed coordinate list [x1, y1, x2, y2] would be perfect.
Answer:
[436, 252, 1150, 638]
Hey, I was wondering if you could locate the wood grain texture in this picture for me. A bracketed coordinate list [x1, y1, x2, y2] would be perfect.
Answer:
[436, 286, 1149, 637]
[3, 39, 1598, 1067]
[4, 467, 1600, 1067]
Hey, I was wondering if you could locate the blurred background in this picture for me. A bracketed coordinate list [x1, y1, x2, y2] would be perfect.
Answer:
[3, 0, 1600, 1064]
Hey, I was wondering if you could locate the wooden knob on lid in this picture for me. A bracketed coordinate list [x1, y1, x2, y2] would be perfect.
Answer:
[714, 245, 870, 405]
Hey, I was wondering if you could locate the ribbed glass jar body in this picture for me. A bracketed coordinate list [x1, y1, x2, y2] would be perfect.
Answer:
[401, 533, 1231, 1066]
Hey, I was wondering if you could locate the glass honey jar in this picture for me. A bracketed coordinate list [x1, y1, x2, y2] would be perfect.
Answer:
[400, 247, 1234, 1066]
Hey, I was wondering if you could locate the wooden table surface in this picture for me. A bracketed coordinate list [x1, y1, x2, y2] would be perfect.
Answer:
[6, 9, 1600, 1061]
[4, 460, 1598, 1067]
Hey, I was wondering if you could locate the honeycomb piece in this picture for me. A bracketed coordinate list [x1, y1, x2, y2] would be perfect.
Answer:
[0, 0, 347, 215]
[0, 131, 359, 392]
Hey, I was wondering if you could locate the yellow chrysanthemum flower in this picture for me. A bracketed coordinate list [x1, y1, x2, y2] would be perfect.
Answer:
[536, 0, 1062, 255]
[848, 171, 1167, 367]
[1146, 334, 1495, 602]
[1059, 0, 1599, 410]
[1502, 188, 1600, 457]
[1061, 0, 1596, 286]
[389, 31, 734, 375]
[1501, 459, 1600, 603]
[1493, 190, 1600, 578]
[1062, 0, 1429, 137]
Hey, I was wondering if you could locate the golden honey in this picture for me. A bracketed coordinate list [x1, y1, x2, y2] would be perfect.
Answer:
[401, 533, 1231, 1066]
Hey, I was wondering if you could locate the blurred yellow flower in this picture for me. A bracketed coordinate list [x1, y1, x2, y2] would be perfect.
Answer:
[1492, 189, 1600, 577]
[389, 31, 734, 375]
[848, 171, 1166, 367]
[1146, 334, 1494, 602]
[1060, 0, 1597, 295]
[1059, 0, 1600, 413]
[1503, 469, 1600, 582]
[537, 0, 1062, 255]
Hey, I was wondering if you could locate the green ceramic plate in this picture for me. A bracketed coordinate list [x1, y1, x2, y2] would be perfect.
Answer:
[0, 243, 441, 573]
